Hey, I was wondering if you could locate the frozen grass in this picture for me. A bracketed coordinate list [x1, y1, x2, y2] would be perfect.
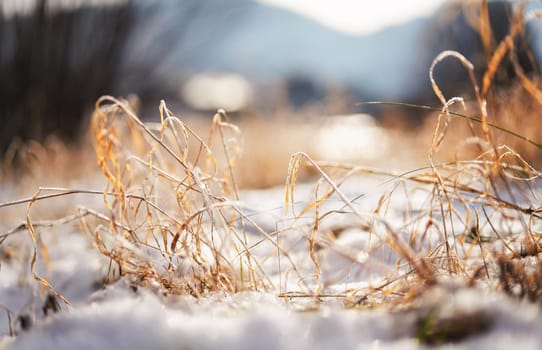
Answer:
[1, 1, 542, 348]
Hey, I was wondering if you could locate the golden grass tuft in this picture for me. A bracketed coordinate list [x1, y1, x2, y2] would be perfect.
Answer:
[83, 96, 278, 295]
[277, 1, 542, 310]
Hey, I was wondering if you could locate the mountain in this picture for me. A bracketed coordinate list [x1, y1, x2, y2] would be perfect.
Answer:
[173, 1, 431, 101]
[155, 0, 541, 104]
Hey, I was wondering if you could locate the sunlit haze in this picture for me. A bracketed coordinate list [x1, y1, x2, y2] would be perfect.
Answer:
[258, 0, 449, 35]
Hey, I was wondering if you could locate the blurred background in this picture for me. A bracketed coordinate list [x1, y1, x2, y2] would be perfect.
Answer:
[1, 0, 541, 186]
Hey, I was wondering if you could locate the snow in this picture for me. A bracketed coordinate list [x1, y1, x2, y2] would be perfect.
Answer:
[2, 281, 542, 349]
[3, 289, 409, 350]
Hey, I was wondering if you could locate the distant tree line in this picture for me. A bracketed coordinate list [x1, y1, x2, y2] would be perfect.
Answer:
[0, 0, 243, 158]
[0, 0, 137, 155]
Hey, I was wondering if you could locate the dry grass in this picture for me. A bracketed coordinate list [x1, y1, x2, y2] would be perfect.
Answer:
[275, 1, 542, 311]
[85, 96, 275, 295]
[233, 115, 319, 188]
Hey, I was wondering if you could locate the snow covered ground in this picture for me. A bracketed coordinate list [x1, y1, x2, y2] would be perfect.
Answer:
[1, 172, 542, 349]
[1, 105, 542, 349]
[4, 284, 542, 350]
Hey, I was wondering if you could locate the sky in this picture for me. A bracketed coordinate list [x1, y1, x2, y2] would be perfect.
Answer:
[3, 0, 449, 33]
[258, 0, 449, 35]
